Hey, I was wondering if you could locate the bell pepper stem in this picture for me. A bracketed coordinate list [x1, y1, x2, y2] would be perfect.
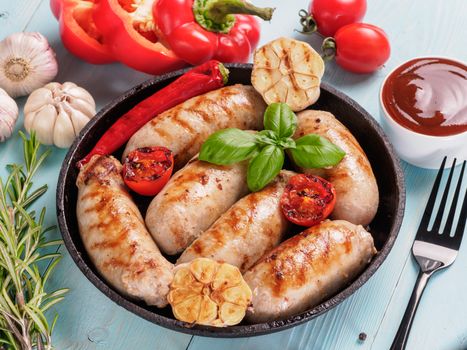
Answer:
[207, 0, 274, 21]
[194, 0, 275, 33]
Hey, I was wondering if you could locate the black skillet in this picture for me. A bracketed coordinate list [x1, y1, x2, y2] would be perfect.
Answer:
[56, 64, 405, 337]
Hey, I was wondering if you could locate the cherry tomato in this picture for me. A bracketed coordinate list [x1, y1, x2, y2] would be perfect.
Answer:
[309, 0, 367, 37]
[280, 174, 336, 227]
[123, 147, 174, 196]
[325, 23, 391, 74]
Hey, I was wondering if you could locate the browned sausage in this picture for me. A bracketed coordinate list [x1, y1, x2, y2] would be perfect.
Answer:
[244, 220, 376, 322]
[76, 155, 173, 307]
[293, 110, 379, 226]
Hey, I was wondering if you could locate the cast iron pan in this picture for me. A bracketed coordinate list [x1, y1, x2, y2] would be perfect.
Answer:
[57, 64, 405, 337]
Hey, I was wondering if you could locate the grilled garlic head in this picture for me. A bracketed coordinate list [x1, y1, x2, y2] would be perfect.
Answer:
[0, 88, 19, 142]
[24, 82, 96, 148]
[252, 37, 324, 111]
[0, 32, 58, 98]
[168, 258, 252, 327]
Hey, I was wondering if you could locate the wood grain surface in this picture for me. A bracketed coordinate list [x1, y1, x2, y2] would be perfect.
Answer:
[0, 0, 466, 349]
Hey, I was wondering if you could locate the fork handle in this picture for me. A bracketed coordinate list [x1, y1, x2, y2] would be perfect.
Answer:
[390, 271, 431, 350]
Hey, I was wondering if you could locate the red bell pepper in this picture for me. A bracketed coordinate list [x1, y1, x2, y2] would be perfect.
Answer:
[93, 0, 187, 75]
[153, 0, 274, 65]
[78, 60, 229, 167]
[50, 0, 115, 64]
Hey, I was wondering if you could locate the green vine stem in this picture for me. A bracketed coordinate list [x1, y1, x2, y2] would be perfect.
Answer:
[297, 9, 318, 34]
[321, 37, 337, 61]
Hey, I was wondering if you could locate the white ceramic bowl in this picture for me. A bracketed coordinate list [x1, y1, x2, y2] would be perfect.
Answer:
[379, 57, 467, 169]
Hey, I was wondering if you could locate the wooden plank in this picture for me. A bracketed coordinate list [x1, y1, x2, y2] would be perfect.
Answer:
[0, 0, 42, 38]
[372, 166, 467, 350]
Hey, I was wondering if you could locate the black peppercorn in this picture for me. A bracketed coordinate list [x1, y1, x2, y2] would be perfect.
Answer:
[358, 332, 367, 342]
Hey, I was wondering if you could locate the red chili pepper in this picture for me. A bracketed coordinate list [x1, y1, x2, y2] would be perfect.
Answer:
[78, 60, 229, 168]
[50, 0, 115, 64]
[153, 0, 275, 66]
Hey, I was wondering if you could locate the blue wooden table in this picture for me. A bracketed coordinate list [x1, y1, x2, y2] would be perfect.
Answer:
[1, 0, 466, 349]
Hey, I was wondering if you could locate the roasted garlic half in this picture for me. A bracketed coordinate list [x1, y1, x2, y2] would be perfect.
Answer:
[252, 37, 324, 112]
[168, 258, 252, 327]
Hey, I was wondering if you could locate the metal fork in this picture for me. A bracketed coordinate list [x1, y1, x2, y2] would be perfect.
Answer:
[390, 157, 467, 350]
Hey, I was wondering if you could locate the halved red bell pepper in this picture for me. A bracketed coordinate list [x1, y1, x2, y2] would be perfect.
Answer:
[50, 0, 115, 64]
[153, 0, 274, 65]
[93, 0, 186, 75]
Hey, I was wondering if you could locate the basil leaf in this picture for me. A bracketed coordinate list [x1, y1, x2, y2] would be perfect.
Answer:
[199, 128, 258, 165]
[247, 145, 284, 192]
[256, 130, 278, 146]
[290, 134, 346, 168]
[277, 137, 296, 149]
[263, 103, 298, 138]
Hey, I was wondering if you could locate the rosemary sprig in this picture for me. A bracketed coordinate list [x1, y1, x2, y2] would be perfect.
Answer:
[0, 132, 68, 350]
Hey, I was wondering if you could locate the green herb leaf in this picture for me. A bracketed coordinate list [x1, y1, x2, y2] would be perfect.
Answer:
[255, 130, 278, 146]
[290, 134, 346, 169]
[247, 145, 284, 192]
[199, 128, 258, 165]
[277, 137, 296, 149]
[263, 103, 298, 138]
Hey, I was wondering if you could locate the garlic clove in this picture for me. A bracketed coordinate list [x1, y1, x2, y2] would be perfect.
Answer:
[53, 105, 77, 148]
[0, 32, 58, 98]
[23, 87, 54, 115]
[68, 106, 92, 136]
[64, 83, 95, 106]
[68, 97, 96, 117]
[29, 105, 57, 145]
[0, 88, 19, 142]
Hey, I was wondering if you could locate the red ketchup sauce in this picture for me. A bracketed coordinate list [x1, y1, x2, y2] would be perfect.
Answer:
[382, 57, 467, 136]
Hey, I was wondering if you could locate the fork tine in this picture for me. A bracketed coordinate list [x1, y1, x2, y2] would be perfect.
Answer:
[444, 160, 466, 235]
[431, 158, 457, 233]
[451, 187, 467, 248]
[418, 157, 447, 232]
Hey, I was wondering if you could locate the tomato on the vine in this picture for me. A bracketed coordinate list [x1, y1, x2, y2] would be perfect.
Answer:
[309, 0, 367, 37]
[322, 23, 391, 74]
[280, 174, 336, 227]
[123, 147, 174, 196]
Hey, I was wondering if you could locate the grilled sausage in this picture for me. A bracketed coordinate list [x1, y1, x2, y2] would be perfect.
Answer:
[293, 110, 379, 226]
[244, 220, 376, 323]
[177, 171, 295, 271]
[146, 159, 249, 255]
[76, 155, 173, 307]
[122, 85, 266, 169]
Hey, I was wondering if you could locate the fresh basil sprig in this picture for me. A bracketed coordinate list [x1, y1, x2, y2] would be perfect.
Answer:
[198, 103, 345, 191]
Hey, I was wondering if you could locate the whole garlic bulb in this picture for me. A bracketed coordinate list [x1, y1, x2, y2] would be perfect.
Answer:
[0, 32, 58, 98]
[0, 88, 19, 142]
[24, 82, 96, 148]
